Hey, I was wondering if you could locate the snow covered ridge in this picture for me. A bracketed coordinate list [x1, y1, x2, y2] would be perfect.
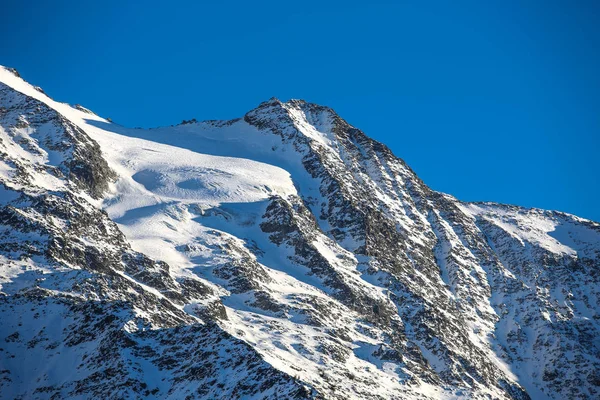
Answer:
[0, 66, 598, 400]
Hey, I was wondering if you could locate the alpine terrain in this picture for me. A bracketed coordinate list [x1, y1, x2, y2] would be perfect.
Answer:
[0, 66, 598, 400]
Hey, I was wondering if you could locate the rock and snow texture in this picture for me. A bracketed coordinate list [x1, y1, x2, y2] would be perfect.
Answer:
[0, 66, 598, 399]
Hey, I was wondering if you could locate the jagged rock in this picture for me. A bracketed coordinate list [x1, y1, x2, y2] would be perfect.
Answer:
[0, 66, 598, 399]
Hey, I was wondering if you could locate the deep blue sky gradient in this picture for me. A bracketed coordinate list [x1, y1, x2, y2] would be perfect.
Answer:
[2, 1, 599, 220]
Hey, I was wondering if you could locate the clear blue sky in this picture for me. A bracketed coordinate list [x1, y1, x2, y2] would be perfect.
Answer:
[2, 1, 599, 221]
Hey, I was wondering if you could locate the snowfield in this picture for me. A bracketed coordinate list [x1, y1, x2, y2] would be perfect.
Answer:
[0, 66, 598, 400]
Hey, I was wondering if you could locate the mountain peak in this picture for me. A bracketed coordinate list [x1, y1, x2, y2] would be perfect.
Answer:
[0, 68, 598, 400]
[250, 97, 333, 116]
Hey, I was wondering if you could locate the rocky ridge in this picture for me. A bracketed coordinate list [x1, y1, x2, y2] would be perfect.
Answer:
[0, 67, 598, 399]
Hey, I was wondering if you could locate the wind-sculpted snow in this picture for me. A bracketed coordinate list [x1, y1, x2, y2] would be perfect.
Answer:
[0, 66, 598, 399]
[0, 67, 313, 400]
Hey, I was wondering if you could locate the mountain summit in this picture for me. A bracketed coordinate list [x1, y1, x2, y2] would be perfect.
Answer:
[0, 66, 598, 400]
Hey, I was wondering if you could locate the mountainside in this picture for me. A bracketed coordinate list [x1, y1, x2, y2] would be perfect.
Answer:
[0, 66, 598, 400]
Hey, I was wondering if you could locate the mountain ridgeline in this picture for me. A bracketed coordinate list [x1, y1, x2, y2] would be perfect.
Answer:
[0, 66, 598, 399]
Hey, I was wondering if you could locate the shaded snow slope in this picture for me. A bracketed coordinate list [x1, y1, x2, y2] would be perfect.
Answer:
[1, 66, 598, 400]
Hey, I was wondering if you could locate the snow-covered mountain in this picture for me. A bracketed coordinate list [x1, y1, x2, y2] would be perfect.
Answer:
[0, 66, 598, 400]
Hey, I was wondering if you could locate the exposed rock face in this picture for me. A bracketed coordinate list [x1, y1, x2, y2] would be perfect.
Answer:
[0, 67, 598, 399]
[0, 77, 312, 400]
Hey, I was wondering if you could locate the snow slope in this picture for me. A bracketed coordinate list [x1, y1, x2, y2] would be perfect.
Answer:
[0, 66, 598, 400]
